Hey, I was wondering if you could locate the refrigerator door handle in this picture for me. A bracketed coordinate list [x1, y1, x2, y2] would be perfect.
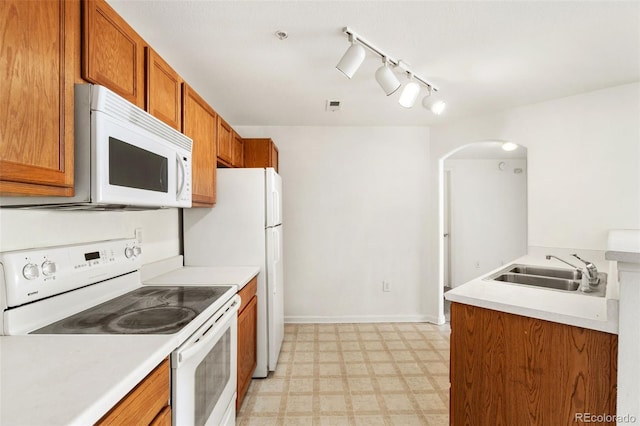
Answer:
[273, 190, 281, 225]
[272, 229, 280, 294]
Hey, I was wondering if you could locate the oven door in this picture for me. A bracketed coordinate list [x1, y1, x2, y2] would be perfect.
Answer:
[92, 109, 192, 208]
[172, 295, 239, 426]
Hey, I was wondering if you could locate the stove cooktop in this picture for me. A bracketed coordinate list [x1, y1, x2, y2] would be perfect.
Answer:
[31, 286, 233, 335]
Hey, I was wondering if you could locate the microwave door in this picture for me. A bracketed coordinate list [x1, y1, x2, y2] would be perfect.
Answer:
[92, 111, 185, 207]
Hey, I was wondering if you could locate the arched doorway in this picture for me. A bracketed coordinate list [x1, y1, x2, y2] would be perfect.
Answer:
[438, 141, 528, 321]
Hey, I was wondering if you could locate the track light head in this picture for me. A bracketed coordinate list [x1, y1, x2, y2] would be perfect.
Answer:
[422, 91, 446, 115]
[336, 37, 366, 79]
[431, 100, 446, 115]
[374, 59, 400, 96]
[399, 74, 420, 108]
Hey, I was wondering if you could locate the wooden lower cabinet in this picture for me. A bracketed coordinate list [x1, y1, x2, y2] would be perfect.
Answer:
[96, 358, 170, 426]
[149, 405, 171, 426]
[237, 276, 258, 410]
[450, 303, 618, 426]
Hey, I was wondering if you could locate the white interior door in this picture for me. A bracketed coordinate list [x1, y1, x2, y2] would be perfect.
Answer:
[266, 225, 284, 371]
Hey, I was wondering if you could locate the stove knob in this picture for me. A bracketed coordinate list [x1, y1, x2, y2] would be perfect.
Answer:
[133, 246, 142, 256]
[42, 261, 57, 276]
[22, 263, 40, 280]
[125, 247, 134, 259]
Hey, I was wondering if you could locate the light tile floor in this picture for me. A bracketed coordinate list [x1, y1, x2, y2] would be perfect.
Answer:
[237, 322, 451, 426]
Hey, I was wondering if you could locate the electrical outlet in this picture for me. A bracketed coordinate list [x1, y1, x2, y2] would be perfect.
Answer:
[475, 261, 480, 269]
[382, 281, 391, 292]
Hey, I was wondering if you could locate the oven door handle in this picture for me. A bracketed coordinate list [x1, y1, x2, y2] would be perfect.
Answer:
[176, 296, 239, 366]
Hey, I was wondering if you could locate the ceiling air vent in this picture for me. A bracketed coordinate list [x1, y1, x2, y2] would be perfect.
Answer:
[326, 100, 341, 112]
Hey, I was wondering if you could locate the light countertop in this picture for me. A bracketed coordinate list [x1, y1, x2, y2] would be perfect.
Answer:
[141, 255, 260, 290]
[1, 258, 258, 426]
[143, 265, 260, 290]
[445, 254, 619, 334]
[606, 229, 640, 264]
[0, 334, 177, 426]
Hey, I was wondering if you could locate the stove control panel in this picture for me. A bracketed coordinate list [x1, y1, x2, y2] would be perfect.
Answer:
[0, 238, 142, 308]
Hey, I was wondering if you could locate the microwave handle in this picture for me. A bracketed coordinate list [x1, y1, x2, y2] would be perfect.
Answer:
[176, 153, 186, 200]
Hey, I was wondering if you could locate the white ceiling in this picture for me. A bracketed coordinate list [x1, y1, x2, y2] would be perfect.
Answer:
[108, 0, 640, 127]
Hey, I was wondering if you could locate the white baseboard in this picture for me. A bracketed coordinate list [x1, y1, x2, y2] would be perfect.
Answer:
[285, 314, 442, 325]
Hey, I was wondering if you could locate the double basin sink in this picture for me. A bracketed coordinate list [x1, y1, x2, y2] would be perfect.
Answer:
[484, 264, 607, 297]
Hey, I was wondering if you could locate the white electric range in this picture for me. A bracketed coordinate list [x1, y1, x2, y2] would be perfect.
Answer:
[0, 238, 239, 426]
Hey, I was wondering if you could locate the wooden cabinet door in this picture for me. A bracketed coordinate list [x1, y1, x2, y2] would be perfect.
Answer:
[0, 0, 76, 196]
[217, 116, 233, 165]
[243, 138, 279, 171]
[146, 47, 182, 130]
[97, 359, 170, 425]
[149, 405, 171, 426]
[450, 303, 618, 426]
[270, 141, 279, 172]
[232, 132, 244, 168]
[83, 0, 145, 108]
[237, 294, 258, 410]
[182, 83, 217, 206]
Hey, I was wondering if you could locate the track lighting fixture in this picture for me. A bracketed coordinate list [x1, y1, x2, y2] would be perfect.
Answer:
[375, 57, 401, 96]
[336, 26, 444, 113]
[336, 34, 366, 79]
[399, 73, 420, 108]
[422, 88, 447, 115]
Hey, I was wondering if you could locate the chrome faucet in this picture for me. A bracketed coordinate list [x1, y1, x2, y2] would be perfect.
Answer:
[545, 254, 600, 292]
[570, 254, 600, 286]
[545, 255, 581, 270]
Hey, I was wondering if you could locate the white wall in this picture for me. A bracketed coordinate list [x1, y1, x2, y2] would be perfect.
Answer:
[427, 82, 640, 322]
[445, 159, 527, 287]
[235, 126, 433, 323]
[0, 208, 181, 264]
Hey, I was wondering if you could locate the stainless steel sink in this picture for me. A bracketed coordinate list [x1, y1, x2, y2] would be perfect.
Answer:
[484, 263, 607, 296]
[492, 273, 580, 291]
[506, 265, 582, 280]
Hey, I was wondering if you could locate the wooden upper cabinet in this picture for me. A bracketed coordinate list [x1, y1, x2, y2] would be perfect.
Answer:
[232, 132, 244, 168]
[0, 0, 77, 197]
[146, 47, 182, 130]
[217, 116, 233, 166]
[270, 142, 279, 172]
[243, 138, 279, 172]
[182, 83, 217, 207]
[83, 0, 145, 108]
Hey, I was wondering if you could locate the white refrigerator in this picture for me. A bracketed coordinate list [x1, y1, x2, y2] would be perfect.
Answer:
[183, 168, 284, 378]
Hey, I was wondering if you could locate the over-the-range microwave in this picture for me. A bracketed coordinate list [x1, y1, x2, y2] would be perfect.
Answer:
[0, 84, 192, 210]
